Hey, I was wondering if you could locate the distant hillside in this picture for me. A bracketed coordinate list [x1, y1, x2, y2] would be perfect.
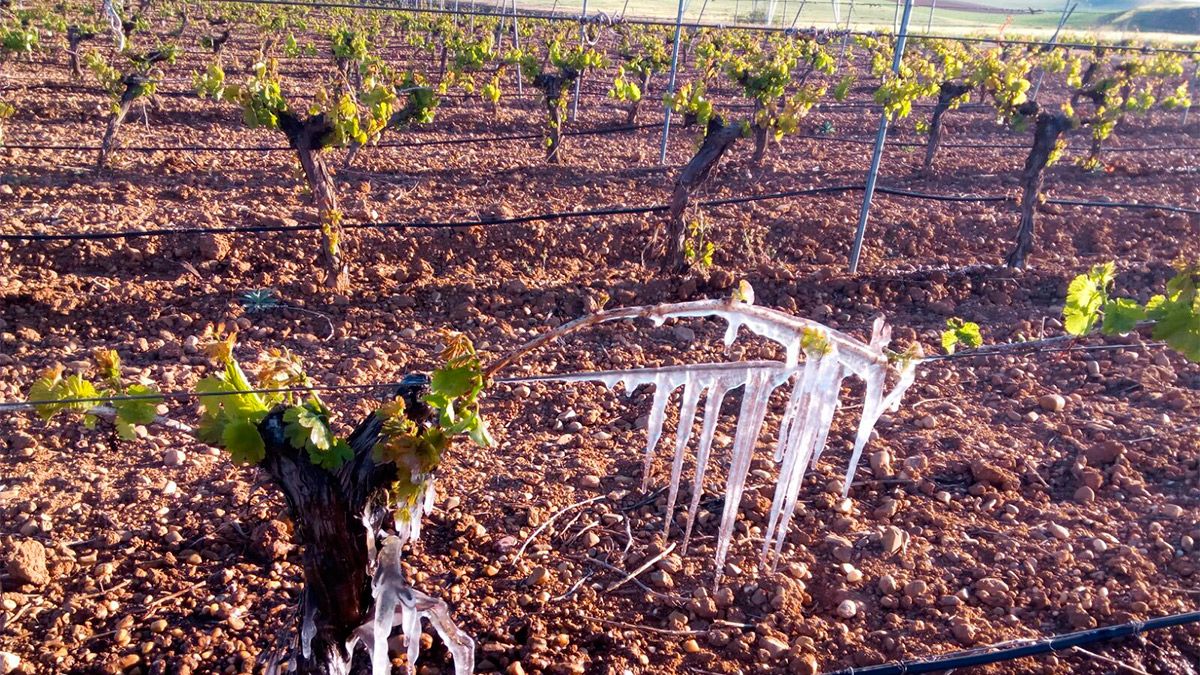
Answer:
[1100, 4, 1200, 34]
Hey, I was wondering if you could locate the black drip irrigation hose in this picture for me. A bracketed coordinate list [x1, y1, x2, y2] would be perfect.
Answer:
[1, 184, 1195, 243]
[825, 609, 1200, 675]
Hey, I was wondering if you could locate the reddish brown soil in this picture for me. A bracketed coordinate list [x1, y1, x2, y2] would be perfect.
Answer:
[1, 14, 1199, 675]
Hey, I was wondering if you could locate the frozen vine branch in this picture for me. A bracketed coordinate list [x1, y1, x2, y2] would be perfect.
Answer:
[489, 294, 919, 581]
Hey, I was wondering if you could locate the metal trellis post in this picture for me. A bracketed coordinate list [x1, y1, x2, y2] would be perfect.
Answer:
[788, 0, 807, 31]
[658, 0, 688, 165]
[1030, 1, 1076, 102]
[512, 0, 523, 95]
[847, 0, 914, 274]
[924, 0, 935, 33]
[570, 0, 588, 122]
[835, 0, 855, 68]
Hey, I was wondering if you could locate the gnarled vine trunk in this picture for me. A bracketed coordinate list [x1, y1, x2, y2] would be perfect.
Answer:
[626, 70, 652, 125]
[167, 8, 188, 38]
[257, 378, 431, 674]
[278, 112, 348, 291]
[664, 116, 742, 272]
[96, 75, 149, 174]
[67, 26, 95, 81]
[922, 81, 972, 173]
[750, 100, 769, 165]
[535, 68, 579, 164]
[1006, 109, 1075, 269]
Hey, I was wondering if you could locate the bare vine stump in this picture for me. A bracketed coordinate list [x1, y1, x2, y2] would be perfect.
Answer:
[67, 26, 95, 81]
[922, 81, 972, 173]
[1006, 109, 1076, 269]
[257, 377, 432, 674]
[664, 116, 743, 272]
[96, 75, 149, 174]
[167, 8, 188, 38]
[278, 112, 349, 291]
[535, 68, 579, 164]
[626, 70, 652, 125]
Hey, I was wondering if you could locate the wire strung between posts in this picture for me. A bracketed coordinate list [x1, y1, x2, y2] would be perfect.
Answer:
[192, 0, 1200, 55]
[7, 127, 1199, 155]
[0, 337, 1166, 414]
[1, 184, 1196, 243]
[0, 373, 583, 413]
[1, 122, 661, 153]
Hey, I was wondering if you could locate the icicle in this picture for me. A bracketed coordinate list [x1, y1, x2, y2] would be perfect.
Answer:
[713, 369, 776, 588]
[368, 538, 405, 675]
[662, 375, 702, 537]
[762, 347, 845, 570]
[349, 537, 477, 675]
[681, 378, 735, 555]
[773, 356, 817, 463]
[301, 592, 317, 660]
[840, 358, 917, 497]
[398, 587, 476, 675]
[393, 478, 437, 547]
[641, 372, 678, 491]
[362, 512, 378, 563]
[760, 356, 821, 566]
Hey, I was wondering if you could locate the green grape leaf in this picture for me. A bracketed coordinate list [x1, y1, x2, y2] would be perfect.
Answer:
[467, 417, 495, 448]
[308, 437, 353, 471]
[222, 419, 266, 465]
[283, 403, 334, 453]
[1100, 298, 1145, 335]
[196, 412, 226, 446]
[429, 365, 479, 400]
[1064, 263, 1114, 336]
[941, 317, 982, 355]
[115, 419, 137, 441]
[113, 384, 161, 426]
[1149, 298, 1200, 363]
[27, 368, 65, 421]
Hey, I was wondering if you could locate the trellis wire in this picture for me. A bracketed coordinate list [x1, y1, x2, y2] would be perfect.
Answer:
[0, 338, 1170, 414]
[192, 0, 1200, 55]
[2, 122, 662, 152]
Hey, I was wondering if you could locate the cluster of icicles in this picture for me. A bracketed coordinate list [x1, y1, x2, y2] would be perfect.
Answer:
[269, 480, 477, 675]
[273, 297, 916, 675]
[521, 298, 919, 582]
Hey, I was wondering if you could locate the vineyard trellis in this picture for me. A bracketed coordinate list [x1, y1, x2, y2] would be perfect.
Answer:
[1, 1, 1199, 672]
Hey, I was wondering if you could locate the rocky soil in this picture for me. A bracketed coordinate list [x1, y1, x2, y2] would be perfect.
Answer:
[1, 12, 1199, 675]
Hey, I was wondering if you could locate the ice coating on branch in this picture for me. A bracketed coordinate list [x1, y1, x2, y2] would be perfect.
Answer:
[520, 299, 918, 578]
[349, 537, 476, 675]
[394, 479, 436, 546]
[301, 595, 317, 660]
